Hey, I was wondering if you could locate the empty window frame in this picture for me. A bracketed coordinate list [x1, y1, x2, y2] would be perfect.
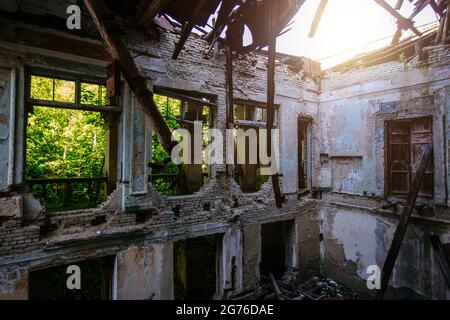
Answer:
[386, 116, 434, 198]
[151, 88, 214, 196]
[25, 70, 120, 212]
[232, 100, 278, 193]
[234, 100, 277, 127]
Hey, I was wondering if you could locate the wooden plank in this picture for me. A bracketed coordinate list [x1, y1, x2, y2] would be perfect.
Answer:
[377, 144, 433, 299]
[136, 0, 171, 28]
[267, 1, 285, 208]
[395, 0, 404, 10]
[83, 0, 176, 154]
[430, 235, 450, 290]
[27, 99, 120, 113]
[107, 60, 121, 102]
[226, 48, 234, 130]
[226, 48, 234, 177]
[430, 0, 444, 17]
[442, 2, 450, 43]
[269, 273, 284, 300]
[155, 88, 217, 108]
[308, 0, 328, 38]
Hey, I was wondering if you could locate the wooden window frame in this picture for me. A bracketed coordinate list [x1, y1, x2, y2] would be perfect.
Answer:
[233, 99, 279, 128]
[25, 68, 120, 113]
[385, 116, 434, 199]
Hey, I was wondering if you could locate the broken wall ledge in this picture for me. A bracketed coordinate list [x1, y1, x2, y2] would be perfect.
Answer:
[320, 77, 450, 103]
[0, 220, 233, 270]
[323, 200, 450, 226]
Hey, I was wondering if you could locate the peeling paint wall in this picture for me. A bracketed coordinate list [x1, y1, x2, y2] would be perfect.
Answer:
[115, 243, 173, 300]
[320, 47, 450, 200]
[319, 47, 450, 299]
[321, 203, 450, 299]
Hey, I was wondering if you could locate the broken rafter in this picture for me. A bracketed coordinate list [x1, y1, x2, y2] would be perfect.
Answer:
[392, 0, 434, 44]
[135, 0, 171, 29]
[377, 144, 433, 300]
[308, 0, 328, 38]
[83, 0, 176, 154]
[172, 0, 208, 59]
[374, 0, 422, 45]
[430, 0, 445, 17]
[395, 0, 405, 10]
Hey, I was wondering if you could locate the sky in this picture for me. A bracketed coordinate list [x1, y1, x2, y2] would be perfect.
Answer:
[274, 0, 440, 68]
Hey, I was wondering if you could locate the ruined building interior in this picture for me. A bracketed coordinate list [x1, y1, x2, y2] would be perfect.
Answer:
[0, 0, 450, 301]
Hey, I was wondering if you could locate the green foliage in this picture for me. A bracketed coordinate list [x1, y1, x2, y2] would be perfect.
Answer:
[26, 107, 106, 179]
[152, 95, 183, 196]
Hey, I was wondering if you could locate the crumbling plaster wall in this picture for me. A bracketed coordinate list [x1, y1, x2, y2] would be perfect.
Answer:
[320, 46, 450, 199]
[321, 203, 450, 299]
[319, 45, 450, 299]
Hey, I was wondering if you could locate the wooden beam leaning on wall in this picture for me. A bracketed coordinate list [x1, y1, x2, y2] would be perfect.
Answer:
[430, 235, 450, 290]
[376, 144, 433, 300]
[83, 0, 176, 154]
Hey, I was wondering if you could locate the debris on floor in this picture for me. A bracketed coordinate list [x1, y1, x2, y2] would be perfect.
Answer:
[233, 273, 360, 300]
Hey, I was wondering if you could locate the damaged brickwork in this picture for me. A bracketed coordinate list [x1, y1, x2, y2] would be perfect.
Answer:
[0, 1, 449, 300]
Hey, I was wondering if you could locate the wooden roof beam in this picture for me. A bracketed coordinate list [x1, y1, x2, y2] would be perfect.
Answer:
[83, 0, 176, 154]
[308, 0, 328, 38]
[136, 0, 171, 29]
[395, 0, 405, 10]
[375, 0, 423, 38]
[172, 0, 208, 59]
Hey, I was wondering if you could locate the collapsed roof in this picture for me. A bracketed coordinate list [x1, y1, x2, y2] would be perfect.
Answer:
[104, 0, 305, 58]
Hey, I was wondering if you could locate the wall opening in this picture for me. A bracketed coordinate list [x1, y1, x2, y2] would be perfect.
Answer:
[173, 234, 222, 300]
[24, 70, 120, 212]
[233, 100, 277, 193]
[28, 256, 115, 300]
[260, 220, 295, 279]
[151, 88, 213, 196]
